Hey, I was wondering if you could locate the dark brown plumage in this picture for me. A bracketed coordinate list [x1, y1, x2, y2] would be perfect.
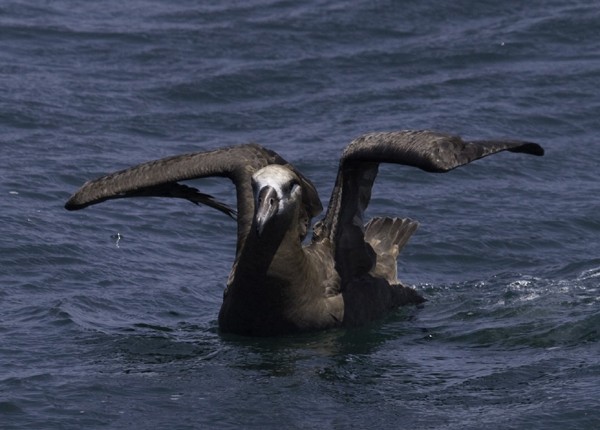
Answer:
[65, 130, 544, 336]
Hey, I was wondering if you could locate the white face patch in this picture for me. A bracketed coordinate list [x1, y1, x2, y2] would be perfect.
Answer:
[252, 165, 301, 212]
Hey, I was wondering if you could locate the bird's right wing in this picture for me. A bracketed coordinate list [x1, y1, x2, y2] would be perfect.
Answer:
[65, 143, 322, 251]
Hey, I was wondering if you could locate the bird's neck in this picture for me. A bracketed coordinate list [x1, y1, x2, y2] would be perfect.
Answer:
[236, 218, 306, 283]
[219, 219, 312, 335]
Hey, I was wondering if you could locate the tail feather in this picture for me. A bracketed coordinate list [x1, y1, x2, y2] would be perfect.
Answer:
[364, 217, 418, 283]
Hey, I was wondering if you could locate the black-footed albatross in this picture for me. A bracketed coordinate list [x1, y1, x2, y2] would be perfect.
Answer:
[65, 130, 544, 336]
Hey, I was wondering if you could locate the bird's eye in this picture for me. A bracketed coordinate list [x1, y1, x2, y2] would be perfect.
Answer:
[286, 180, 299, 194]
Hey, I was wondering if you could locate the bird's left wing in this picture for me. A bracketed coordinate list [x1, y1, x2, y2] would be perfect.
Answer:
[319, 130, 544, 280]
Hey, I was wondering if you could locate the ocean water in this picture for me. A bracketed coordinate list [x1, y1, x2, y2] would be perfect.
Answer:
[1, 0, 599, 428]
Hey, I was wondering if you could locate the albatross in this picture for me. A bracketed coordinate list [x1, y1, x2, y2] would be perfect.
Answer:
[65, 130, 544, 336]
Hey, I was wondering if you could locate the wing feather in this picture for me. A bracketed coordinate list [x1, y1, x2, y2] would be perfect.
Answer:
[322, 130, 544, 280]
[65, 143, 322, 250]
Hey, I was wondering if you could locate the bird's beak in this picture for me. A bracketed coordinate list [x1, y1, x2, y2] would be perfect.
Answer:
[254, 186, 279, 237]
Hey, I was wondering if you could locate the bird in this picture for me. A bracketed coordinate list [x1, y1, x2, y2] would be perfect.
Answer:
[65, 130, 544, 336]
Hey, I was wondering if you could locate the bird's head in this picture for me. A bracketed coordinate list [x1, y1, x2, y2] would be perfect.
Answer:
[251, 165, 303, 238]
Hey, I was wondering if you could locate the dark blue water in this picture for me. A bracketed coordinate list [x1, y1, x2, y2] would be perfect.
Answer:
[1, 1, 599, 428]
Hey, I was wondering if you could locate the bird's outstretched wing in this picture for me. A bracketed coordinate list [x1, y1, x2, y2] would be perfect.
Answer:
[65, 143, 322, 249]
[320, 130, 544, 280]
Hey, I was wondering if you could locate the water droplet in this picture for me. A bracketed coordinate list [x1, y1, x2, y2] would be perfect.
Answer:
[111, 232, 123, 248]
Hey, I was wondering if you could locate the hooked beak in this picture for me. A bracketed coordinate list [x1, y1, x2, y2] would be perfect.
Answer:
[254, 186, 279, 237]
